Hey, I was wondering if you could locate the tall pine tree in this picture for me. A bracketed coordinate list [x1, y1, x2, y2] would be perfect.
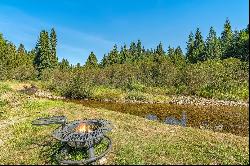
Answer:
[186, 32, 195, 63]
[85, 51, 98, 68]
[107, 44, 119, 65]
[231, 26, 249, 61]
[193, 28, 205, 62]
[205, 27, 222, 60]
[120, 44, 130, 64]
[154, 42, 165, 63]
[50, 28, 58, 68]
[129, 42, 138, 62]
[221, 18, 233, 59]
[34, 30, 51, 76]
[100, 54, 108, 68]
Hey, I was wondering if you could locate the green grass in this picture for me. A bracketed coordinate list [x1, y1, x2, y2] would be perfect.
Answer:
[0, 81, 249, 165]
[91, 85, 170, 103]
[92, 86, 125, 101]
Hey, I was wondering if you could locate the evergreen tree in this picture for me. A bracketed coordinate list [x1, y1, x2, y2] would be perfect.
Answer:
[50, 28, 58, 67]
[167, 46, 175, 58]
[60, 58, 70, 70]
[107, 45, 119, 65]
[27, 49, 36, 62]
[16, 44, 27, 66]
[221, 18, 233, 59]
[5, 42, 17, 79]
[129, 42, 137, 61]
[85, 51, 98, 68]
[0, 34, 10, 79]
[120, 45, 129, 64]
[100, 54, 108, 68]
[15, 44, 36, 80]
[17, 44, 26, 56]
[168, 46, 185, 66]
[153, 42, 165, 63]
[186, 32, 195, 63]
[76, 63, 81, 69]
[155, 42, 165, 56]
[136, 40, 143, 60]
[174, 47, 185, 65]
[6, 43, 17, 68]
[232, 26, 249, 61]
[193, 28, 205, 62]
[205, 27, 222, 60]
[34, 30, 51, 76]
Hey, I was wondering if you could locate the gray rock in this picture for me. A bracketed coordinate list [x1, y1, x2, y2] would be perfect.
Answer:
[145, 114, 158, 121]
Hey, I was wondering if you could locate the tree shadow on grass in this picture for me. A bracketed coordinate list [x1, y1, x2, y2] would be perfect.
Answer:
[35, 138, 110, 165]
[37, 141, 90, 165]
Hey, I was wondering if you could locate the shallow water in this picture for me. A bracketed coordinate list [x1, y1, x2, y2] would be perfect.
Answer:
[65, 99, 248, 137]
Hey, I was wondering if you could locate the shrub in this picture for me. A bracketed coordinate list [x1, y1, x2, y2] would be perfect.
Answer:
[126, 81, 146, 92]
[62, 74, 93, 99]
[92, 86, 124, 100]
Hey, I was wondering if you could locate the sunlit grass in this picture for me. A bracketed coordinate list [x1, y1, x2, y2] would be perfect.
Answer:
[0, 81, 249, 165]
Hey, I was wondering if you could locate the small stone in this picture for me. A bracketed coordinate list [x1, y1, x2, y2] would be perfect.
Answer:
[99, 157, 107, 165]
[214, 124, 223, 131]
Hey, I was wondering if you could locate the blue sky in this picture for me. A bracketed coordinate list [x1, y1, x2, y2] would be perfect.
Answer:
[0, 0, 249, 65]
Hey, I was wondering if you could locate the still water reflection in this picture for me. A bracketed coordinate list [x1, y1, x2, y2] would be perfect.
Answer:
[66, 99, 248, 137]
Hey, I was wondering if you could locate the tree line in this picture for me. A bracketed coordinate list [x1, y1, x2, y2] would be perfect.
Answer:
[0, 18, 248, 79]
[0, 18, 249, 101]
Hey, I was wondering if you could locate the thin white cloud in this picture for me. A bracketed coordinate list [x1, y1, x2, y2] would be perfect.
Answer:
[0, 5, 114, 64]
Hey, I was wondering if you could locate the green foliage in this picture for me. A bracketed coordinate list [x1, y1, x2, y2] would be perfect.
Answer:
[185, 58, 248, 100]
[59, 58, 70, 70]
[126, 81, 146, 92]
[34, 30, 51, 74]
[0, 18, 249, 101]
[125, 91, 148, 101]
[0, 82, 12, 94]
[0, 33, 36, 80]
[62, 74, 93, 99]
[169, 46, 186, 67]
[231, 26, 249, 61]
[34, 29, 59, 77]
[85, 51, 98, 68]
[186, 28, 206, 63]
[221, 18, 233, 59]
[193, 28, 206, 62]
[49, 28, 58, 67]
[205, 27, 222, 60]
[186, 32, 195, 63]
[92, 86, 124, 100]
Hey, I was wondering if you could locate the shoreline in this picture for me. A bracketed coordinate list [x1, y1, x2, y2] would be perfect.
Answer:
[31, 89, 249, 107]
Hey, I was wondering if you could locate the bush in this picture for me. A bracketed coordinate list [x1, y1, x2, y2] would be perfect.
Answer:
[62, 74, 93, 99]
[92, 86, 124, 100]
[39, 58, 248, 101]
[11, 65, 36, 81]
[126, 81, 146, 92]
[185, 58, 249, 100]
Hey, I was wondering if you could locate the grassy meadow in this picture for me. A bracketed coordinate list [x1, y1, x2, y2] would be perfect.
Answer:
[0, 81, 249, 165]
